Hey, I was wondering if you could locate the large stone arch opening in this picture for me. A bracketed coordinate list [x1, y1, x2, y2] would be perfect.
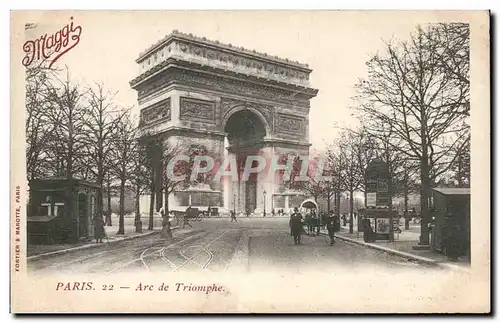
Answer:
[223, 108, 268, 214]
[225, 108, 267, 147]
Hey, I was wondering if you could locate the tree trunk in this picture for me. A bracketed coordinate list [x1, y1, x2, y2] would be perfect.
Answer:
[349, 190, 354, 234]
[97, 172, 103, 221]
[419, 101, 430, 246]
[457, 154, 463, 187]
[96, 137, 104, 223]
[106, 176, 112, 226]
[155, 159, 163, 212]
[134, 188, 141, 233]
[148, 167, 155, 230]
[419, 157, 430, 245]
[117, 178, 125, 235]
[404, 168, 410, 230]
[67, 116, 73, 180]
[164, 187, 170, 213]
[333, 191, 336, 214]
[326, 186, 331, 214]
[335, 191, 341, 216]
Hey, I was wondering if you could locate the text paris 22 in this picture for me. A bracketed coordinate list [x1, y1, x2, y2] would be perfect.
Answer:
[56, 282, 226, 295]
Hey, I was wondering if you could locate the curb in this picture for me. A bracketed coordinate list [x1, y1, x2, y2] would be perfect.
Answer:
[323, 232, 471, 274]
[27, 226, 180, 261]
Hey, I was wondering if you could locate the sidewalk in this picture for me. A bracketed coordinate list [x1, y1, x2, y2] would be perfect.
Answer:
[322, 225, 471, 273]
[27, 216, 177, 259]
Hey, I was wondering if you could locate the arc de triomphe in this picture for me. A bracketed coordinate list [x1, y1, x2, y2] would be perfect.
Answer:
[130, 30, 318, 214]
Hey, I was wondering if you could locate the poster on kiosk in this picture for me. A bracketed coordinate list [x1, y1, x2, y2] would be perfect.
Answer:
[361, 159, 397, 241]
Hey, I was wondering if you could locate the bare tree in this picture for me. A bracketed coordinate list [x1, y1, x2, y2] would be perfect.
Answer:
[300, 176, 326, 206]
[338, 126, 378, 208]
[325, 147, 347, 218]
[43, 69, 88, 180]
[354, 23, 470, 245]
[140, 134, 163, 230]
[82, 83, 125, 225]
[450, 135, 470, 187]
[109, 110, 137, 235]
[338, 133, 363, 233]
[25, 67, 58, 180]
[161, 142, 186, 214]
[104, 171, 116, 225]
[129, 142, 151, 232]
[427, 23, 470, 116]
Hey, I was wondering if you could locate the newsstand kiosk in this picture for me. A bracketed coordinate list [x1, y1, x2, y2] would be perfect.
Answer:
[359, 159, 398, 242]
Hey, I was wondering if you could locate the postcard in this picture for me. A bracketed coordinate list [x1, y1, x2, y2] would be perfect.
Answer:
[10, 10, 490, 313]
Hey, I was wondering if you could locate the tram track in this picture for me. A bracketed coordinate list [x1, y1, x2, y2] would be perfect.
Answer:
[105, 230, 208, 275]
[175, 231, 226, 271]
[106, 229, 227, 275]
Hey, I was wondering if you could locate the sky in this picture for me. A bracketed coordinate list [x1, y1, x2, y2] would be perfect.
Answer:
[21, 11, 464, 151]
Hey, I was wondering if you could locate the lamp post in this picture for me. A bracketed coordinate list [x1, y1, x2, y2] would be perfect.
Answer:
[233, 194, 236, 215]
[263, 190, 267, 217]
[271, 194, 274, 216]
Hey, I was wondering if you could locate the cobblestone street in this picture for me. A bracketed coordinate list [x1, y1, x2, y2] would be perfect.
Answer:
[28, 217, 446, 275]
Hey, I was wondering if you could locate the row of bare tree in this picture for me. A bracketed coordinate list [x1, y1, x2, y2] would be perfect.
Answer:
[285, 23, 470, 242]
[26, 59, 206, 235]
[27, 61, 158, 234]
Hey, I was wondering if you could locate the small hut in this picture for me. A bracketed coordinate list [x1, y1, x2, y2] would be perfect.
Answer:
[27, 178, 101, 244]
[431, 187, 471, 260]
[300, 199, 318, 214]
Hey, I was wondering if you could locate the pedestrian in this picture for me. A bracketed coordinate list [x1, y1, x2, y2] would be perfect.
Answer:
[443, 216, 463, 261]
[304, 212, 312, 235]
[289, 207, 303, 245]
[230, 210, 238, 222]
[363, 218, 376, 242]
[183, 206, 193, 228]
[321, 212, 328, 230]
[312, 210, 320, 235]
[166, 211, 174, 241]
[326, 211, 336, 246]
[92, 215, 105, 243]
[105, 209, 112, 226]
[160, 208, 173, 241]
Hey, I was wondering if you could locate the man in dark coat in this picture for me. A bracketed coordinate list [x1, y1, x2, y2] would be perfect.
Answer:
[443, 216, 463, 261]
[93, 215, 106, 243]
[326, 211, 337, 246]
[321, 212, 328, 230]
[363, 218, 376, 242]
[160, 208, 173, 240]
[230, 210, 238, 222]
[289, 207, 303, 245]
[182, 206, 193, 228]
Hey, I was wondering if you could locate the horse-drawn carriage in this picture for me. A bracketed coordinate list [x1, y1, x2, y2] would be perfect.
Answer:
[299, 199, 323, 235]
[172, 206, 220, 222]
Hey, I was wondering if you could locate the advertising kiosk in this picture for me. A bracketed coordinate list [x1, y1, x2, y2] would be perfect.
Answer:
[359, 159, 398, 242]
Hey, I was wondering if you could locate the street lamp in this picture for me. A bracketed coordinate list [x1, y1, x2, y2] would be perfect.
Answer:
[233, 194, 236, 215]
[271, 194, 274, 216]
[263, 190, 267, 217]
